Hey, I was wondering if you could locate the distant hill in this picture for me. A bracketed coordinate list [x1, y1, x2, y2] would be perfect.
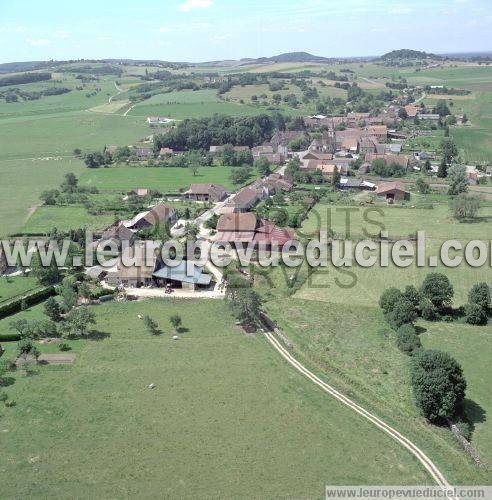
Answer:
[380, 49, 441, 61]
[240, 52, 335, 65]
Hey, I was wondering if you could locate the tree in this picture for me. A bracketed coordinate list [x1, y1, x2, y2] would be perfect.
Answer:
[17, 338, 34, 361]
[59, 276, 77, 312]
[44, 297, 61, 322]
[416, 176, 429, 194]
[230, 166, 251, 185]
[184, 222, 199, 240]
[423, 159, 431, 173]
[464, 303, 488, 325]
[434, 100, 450, 117]
[395, 324, 421, 356]
[60, 172, 78, 193]
[386, 299, 418, 329]
[468, 283, 490, 312]
[332, 165, 341, 186]
[420, 273, 454, 310]
[226, 279, 263, 326]
[440, 138, 458, 164]
[169, 315, 182, 332]
[40, 189, 60, 205]
[398, 107, 408, 119]
[31, 259, 61, 286]
[61, 307, 96, 338]
[144, 315, 161, 335]
[437, 159, 448, 178]
[447, 165, 468, 195]
[451, 194, 480, 220]
[379, 287, 403, 314]
[410, 349, 466, 423]
[188, 163, 199, 177]
[255, 156, 271, 176]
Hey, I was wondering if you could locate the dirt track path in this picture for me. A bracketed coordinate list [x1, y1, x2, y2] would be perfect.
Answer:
[263, 330, 456, 496]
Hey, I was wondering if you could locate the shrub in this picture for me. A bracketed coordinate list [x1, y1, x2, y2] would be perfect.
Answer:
[420, 273, 454, 310]
[454, 420, 472, 441]
[59, 343, 71, 352]
[395, 324, 421, 355]
[402, 285, 422, 310]
[0, 392, 8, 402]
[468, 282, 490, 311]
[379, 287, 402, 314]
[386, 299, 418, 329]
[419, 298, 440, 321]
[464, 303, 488, 325]
[410, 349, 466, 423]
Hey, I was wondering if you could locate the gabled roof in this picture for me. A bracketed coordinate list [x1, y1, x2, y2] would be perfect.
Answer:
[216, 212, 258, 232]
[153, 261, 211, 285]
[186, 183, 227, 196]
[376, 181, 407, 194]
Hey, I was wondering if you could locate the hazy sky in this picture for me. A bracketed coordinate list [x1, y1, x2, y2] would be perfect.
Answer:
[1, 0, 491, 62]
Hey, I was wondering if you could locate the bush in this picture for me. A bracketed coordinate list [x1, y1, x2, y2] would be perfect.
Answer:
[468, 282, 490, 311]
[0, 392, 8, 402]
[454, 420, 472, 441]
[0, 286, 56, 320]
[59, 343, 71, 351]
[420, 273, 454, 310]
[395, 324, 421, 355]
[464, 303, 488, 325]
[410, 349, 466, 423]
[419, 298, 440, 321]
[386, 299, 418, 329]
[379, 287, 402, 314]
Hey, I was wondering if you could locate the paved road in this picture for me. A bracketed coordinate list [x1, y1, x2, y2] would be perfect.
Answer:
[263, 328, 456, 496]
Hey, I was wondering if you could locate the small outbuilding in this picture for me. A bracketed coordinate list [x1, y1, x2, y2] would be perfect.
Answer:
[376, 181, 409, 202]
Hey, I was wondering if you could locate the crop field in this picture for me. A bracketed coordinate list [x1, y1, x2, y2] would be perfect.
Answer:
[0, 299, 431, 497]
[80, 165, 240, 192]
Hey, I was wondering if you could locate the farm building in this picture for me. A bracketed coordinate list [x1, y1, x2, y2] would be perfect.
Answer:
[184, 183, 228, 202]
[376, 181, 409, 202]
[214, 213, 294, 248]
[128, 188, 149, 197]
[152, 261, 212, 291]
[123, 203, 177, 230]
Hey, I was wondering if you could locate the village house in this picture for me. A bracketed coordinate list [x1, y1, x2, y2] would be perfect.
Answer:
[229, 187, 263, 212]
[417, 113, 440, 122]
[404, 104, 419, 118]
[358, 136, 381, 154]
[253, 173, 293, 195]
[123, 203, 177, 231]
[376, 181, 409, 202]
[365, 125, 388, 139]
[252, 145, 274, 159]
[106, 241, 160, 287]
[134, 147, 154, 161]
[158, 147, 174, 156]
[209, 145, 250, 155]
[100, 223, 136, 248]
[269, 130, 306, 157]
[214, 212, 294, 249]
[365, 153, 410, 169]
[339, 177, 376, 190]
[302, 151, 334, 161]
[184, 183, 228, 202]
[128, 188, 149, 197]
[308, 130, 336, 154]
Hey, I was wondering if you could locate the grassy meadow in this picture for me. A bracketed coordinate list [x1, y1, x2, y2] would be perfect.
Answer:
[80, 165, 239, 192]
[0, 276, 39, 303]
[0, 299, 431, 497]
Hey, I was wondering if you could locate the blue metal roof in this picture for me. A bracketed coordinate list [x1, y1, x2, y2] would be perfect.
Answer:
[153, 262, 212, 285]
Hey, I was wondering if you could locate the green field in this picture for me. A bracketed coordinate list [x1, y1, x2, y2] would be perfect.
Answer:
[0, 276, 39, 303]
[80, 165, 239, 192]
[421, 321, 492, 469]
[22, 205, 115, 234]
[0, 158, 86, 237]
[294, 203, 492, 306]
[128, 89, 267, 119]
[0, 299, 431, 497]
[264, 299, 490, 485]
